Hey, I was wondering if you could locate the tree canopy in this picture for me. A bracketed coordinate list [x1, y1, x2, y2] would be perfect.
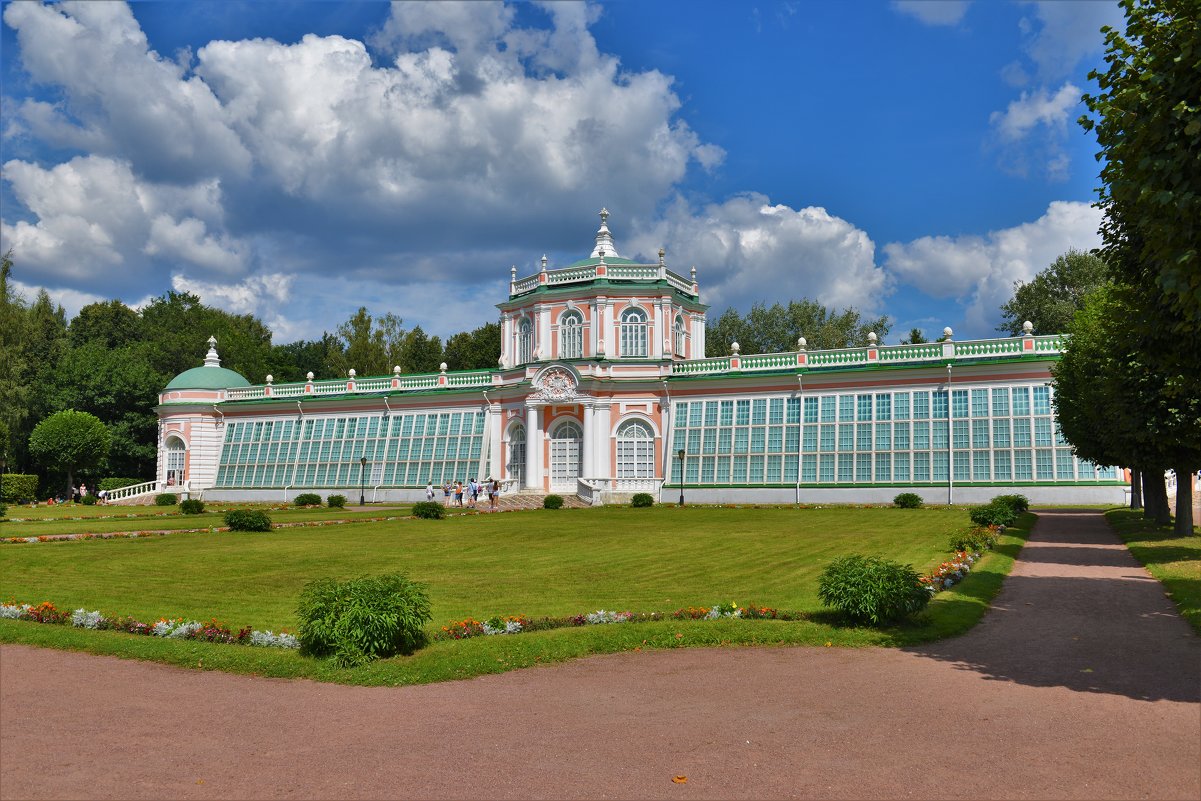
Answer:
[998, 249, 1109, 336]
[28, 410, 112, 495]
[705, 300, 890, 356]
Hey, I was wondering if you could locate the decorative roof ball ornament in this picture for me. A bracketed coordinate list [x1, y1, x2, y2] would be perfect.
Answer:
[943, 326, 954, 339]
[731, 341, 741, 355]
[265, 374, 273, 385]
[348, 369, 356, 378]
[867, 331, 877, 345]
[1023, 320, 1034, 335]
[306, 371, 314, 381]
[393, 365, 402, 376]
[797, 336, 807, 351]
[439, 362, 448, 373]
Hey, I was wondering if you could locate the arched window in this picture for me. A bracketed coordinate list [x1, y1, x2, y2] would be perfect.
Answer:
[517, 318, 533, 365]
[620, 308, 648, 358]
[508, 425, 526, 484]
[165, 436, 186, 486]
[616, 420, 655, 479]
[549, 420, 582, 489]
[674, 314, 687, 358]
[559, 311, 583, 359]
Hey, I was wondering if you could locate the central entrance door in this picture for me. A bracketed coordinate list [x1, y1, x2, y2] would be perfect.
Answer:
[549, 420, 582, 492]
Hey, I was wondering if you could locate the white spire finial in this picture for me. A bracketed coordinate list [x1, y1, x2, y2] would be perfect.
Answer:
[203, 336, 220, 368]
[540, 254, 548, 272]
[591, 207, 620, 258]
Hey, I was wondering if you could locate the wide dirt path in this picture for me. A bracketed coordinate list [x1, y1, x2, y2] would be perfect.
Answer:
[2, 510, 1198, 800]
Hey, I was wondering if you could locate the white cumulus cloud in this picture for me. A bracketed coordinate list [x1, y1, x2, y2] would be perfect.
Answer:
[883, 200, 1102, 333]
[892, 1, 970, 26]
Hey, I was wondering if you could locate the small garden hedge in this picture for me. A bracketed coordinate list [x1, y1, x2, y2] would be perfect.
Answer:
[296, 573, 432, 667]
[154, 493, 177, 506]
[224, 510, 272, 532]
[327, 494, 347, 509]
[818, 554, 930, 626]
[412, 501, 446, 519]
[1, 474, 37, 504]
[893, 492, 923, 509]
[631, 493, 654, 508]
[293, 493, 323, 507]
[992, 494, 1030, 514]
[969, 501, 1018, 528]
[179, 499, 205, 514]
[80, 494, 98, 506]
[543, 494, 564, 510]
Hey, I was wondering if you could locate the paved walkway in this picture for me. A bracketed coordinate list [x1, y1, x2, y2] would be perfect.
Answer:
[2, 510, 1198, 800]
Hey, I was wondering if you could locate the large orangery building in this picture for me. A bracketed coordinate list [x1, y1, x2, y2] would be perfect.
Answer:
[143, 211, 1124, 506]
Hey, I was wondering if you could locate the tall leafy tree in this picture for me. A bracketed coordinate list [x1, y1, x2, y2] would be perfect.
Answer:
[0, 252, 31, 469]
[397, 326, 444, 373]
[28, 410, 112, 496]
[139, 291, 275, 384]
[442, 321, 501, 370]
[705, 300, 890, 356]
[901, 328, 928, 345]
[327, 307, 406, 377]
[270, 334, 345, 382]
[998, 249, 1109, 336]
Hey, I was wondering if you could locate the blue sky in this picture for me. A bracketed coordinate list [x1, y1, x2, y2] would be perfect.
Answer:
[1, 0, 1123, 346]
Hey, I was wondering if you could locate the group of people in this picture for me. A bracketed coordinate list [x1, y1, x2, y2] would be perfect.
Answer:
[426, 478, 500, 511]
[43, 483, 108, 505]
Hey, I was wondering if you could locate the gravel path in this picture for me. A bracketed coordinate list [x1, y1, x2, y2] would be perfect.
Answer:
[2, 509, 1198, 800]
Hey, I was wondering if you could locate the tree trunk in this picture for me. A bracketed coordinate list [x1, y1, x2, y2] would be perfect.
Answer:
[1173, 468, 1195, 536]
[1130, 469, 1143, 510]
[1142, 470, 1171, 525]
[65, 467, 74, 500]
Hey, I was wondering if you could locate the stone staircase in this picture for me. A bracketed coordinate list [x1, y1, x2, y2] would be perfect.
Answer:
[493, 491, 592, 512]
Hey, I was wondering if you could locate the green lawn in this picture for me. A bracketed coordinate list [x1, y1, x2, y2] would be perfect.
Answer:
[1105, 508, 1200, 633]
[1, 505, 409, 536]
[0, 505, 1033, 685]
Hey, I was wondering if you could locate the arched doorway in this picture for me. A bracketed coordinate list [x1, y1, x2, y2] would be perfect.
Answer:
[507, 425, 526, 486]
[164, 436, 186, 487]
[549, 420, 582, 491]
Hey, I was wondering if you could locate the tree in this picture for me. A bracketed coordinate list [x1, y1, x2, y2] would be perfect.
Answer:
[396, 326, 444, 373]
[0, 251, 31, 470]
[1081, 0, 1201, 340]
[270, 334, 344, 383]
[705, 300, 890, 356]
[900, 328, 928, 345]
[139, 291, 275, 385]
[442, 321, 501, 370]
[28, 410, 112, 496]
[998, 249, 1109, 336]
[69, 300, 142, 349]
[327, 307, 407, 377]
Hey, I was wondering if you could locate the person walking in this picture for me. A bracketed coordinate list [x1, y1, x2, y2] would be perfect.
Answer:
[488, 477, 498, 512]
[442, 482, 451, 507]
[454, 480, 464, 507]
[425, 481, 435, 502]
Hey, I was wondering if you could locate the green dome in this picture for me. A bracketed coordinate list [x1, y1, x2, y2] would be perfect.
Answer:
[165, 365, 250, 390]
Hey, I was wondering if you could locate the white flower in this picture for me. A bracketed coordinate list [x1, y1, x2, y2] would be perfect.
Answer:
[71, 608, 105, 629]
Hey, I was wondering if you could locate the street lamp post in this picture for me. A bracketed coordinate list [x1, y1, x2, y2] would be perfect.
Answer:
[359, 456, 367, 507]
[677, 448, 686, 507]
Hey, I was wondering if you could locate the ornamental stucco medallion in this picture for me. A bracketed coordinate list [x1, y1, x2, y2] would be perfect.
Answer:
[533, 366, 577, 402]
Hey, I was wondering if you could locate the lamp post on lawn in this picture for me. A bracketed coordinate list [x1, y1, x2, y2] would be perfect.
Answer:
[359, 456, 367, 507]
[677, 448, 686, 507]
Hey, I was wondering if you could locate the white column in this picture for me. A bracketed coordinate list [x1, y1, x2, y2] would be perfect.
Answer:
[525, 404, 543, 490]
[582, 403, 596, 477]
[488, 404, 503, 478]
[501, 314, 512, 367]
[538, 304, 551, 361]
[594, 403, 612, 479]
[693, 314, 706, 358]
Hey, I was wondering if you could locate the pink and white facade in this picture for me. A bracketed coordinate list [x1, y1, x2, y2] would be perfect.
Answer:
[155, 211, 1125, 506]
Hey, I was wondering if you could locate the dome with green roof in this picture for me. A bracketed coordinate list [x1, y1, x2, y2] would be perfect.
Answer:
[165, 337, 250, 390]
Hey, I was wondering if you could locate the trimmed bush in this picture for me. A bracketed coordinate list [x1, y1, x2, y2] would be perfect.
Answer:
[0, 503, 7, 519]
[327, 494, 347, 509]
[80, 494, 98, 506]
[991, 494, 1030, 514]
[224, 509, 272, 532]
[543, 494, 564, 510]
[893, 492, 923, 509]
[296, 573, 432, 667]
[1, 474, 37, 504]
[99, 477, 143, 492]
[631, 493, 654, 508]
[969, 502, 1018, 528]
[155, 493, 178, 506]
[818, 554, 930, 626]
[293, 493, 322, 507]
[179, 499, 206, 514]
[949, 527, 999, 553]
[412, 501, 446, 519]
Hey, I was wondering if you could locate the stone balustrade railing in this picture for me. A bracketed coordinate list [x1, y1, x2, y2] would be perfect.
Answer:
[223, 369, 492, 402]
[510, 263, 695, 297]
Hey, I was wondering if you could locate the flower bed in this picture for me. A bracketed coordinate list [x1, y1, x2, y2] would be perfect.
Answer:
[1, 601, 297, 649]
[0, 516, 406, 545]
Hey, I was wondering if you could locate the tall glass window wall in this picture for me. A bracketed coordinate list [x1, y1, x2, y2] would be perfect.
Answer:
[214, 410, 486, 488]
[669, 384, 1117, 486]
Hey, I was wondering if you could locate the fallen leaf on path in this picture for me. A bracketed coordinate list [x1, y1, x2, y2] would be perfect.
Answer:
[672, 776, 688, 784]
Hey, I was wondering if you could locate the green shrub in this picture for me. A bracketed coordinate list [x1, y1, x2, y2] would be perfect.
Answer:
[155, 493, 178, 506]
[1, 474, 37, 504]
[296, 573, 432, 667]
[80, 494, 98, 506]
[224, 509, 272, 532]
[99, 478, 143, 492]
[949, 527, 999, 553]
[818, 554, 930, 626]
[179, 499, 206, 514]
[631, 493, 654, 508]
[293, 493, 322, 507]
[327, 494, 347, 509]
[0, 503, 7, 519]
[969, 502, 1018, 528]
[543, 494, 564, 509]
[412, 501, 446, 519]
[991, 494, 1030, 514]
[893, 492, 923, 509]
